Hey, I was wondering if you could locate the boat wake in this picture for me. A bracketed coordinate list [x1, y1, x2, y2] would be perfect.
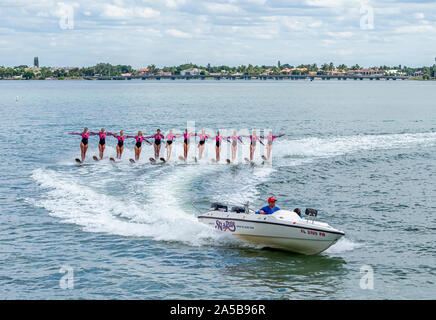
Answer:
[274, 131, 436, 161]
[324, 237, 362, 255]
[30, 168, 229, 246]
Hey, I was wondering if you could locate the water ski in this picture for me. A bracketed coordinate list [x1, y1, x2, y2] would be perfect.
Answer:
[160, 157, 166, 163]
[109, 157, 116, 162]
[178, 156, 185, 161]
[149, 157, 157, 164]
[261, 155, 267, 161]
[226, 159, 231, 164]
[194, 156, 198, 163]
[93, 156, 99, 161]
[129, 158, 135, 164]
[75, 158, 82, 164]
[244, 157, 250, 163]
[211, 158, 216, 163]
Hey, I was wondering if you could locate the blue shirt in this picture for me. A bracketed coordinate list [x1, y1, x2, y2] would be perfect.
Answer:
[256, 205, 280, 215]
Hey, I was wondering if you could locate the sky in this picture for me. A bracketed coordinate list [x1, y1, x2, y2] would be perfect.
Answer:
[0, 0, 435, 68]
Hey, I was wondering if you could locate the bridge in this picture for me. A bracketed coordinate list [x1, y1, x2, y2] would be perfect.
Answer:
[85, 74, 409, 81]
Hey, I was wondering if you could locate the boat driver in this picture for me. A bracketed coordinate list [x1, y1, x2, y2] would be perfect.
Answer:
[256, 197, 280, 215]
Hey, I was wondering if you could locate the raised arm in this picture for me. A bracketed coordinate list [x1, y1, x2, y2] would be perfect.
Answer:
[68, 132, 82, 136]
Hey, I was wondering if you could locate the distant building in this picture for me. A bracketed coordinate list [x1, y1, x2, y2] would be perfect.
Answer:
[136, 68, 150, 75]
[180, 68, 201, 76]
[328, 69, 346, 75]
[293, 67, 308, 72]
[280, 68, 293, 74]
[34, 57, 39, 68]
[347, 69, 384, 76]
[359, 68, 384, 76]
[121, 73, 132, 77]
[157, 70, 172, 76]
[387, 69, 399, 74]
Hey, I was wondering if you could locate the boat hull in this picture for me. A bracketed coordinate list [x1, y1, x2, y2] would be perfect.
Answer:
[198, 213, 344, 255]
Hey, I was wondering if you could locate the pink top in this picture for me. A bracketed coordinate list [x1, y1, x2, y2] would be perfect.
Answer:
[184, 133, 193, 139]
[99, 133, 106, 139]
[81, 132, 90, 139]
[136, 136, 145, 142]
[154, 134, 164, 140]
[216, 136, 223, 142]
[116, 135, 125, 142]
[167, 134, 175, 141]
[250, 135, 258, 141]
[231, 136, 239, 141]
[199, 134, 208, 141]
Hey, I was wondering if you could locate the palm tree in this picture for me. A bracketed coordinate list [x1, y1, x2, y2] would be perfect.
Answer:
[351, 64, 361, 70]
[337, 64, 348, 71]
[147, 64, 157, 74]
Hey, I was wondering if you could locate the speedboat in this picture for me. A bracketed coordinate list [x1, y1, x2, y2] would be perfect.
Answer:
[194, 202, 345, 255]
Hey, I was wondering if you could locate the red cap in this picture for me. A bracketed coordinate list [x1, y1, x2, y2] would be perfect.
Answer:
[268, 197, 277, 202]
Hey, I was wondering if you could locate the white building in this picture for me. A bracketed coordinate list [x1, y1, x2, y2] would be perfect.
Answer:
[180, 68, 202, 76]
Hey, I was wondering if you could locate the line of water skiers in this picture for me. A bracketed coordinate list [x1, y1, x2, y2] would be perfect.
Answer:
[69, 128, 285, 163]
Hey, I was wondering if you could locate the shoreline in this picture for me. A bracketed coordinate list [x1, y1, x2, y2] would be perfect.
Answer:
[1, 77, 434, 81]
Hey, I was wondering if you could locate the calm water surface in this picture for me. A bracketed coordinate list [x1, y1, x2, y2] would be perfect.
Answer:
[1, 80, 435, 299]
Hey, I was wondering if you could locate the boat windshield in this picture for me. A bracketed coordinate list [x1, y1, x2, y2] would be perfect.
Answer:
[211, 202, 228, 212]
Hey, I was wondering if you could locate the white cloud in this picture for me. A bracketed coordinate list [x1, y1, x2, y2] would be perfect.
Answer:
[308, 21, 323, 28]
[100, 4, 159, 19]
[413, 12, 425, 20]
[305, 0, 358, 8]
[394, 24, 434, 34]
[327, 31, 353, 38]
[203, 3, 241, 15]
[166, 28, 192, 38]
[0, 0, 435, 66]
[323, 39, 337, 45]
[165, 0, 186, 9]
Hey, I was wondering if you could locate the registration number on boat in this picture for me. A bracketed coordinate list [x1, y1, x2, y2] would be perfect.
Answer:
[300, 229, 326, 237]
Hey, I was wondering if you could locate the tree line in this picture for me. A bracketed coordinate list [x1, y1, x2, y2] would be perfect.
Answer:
[0, 62, 435, 79]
